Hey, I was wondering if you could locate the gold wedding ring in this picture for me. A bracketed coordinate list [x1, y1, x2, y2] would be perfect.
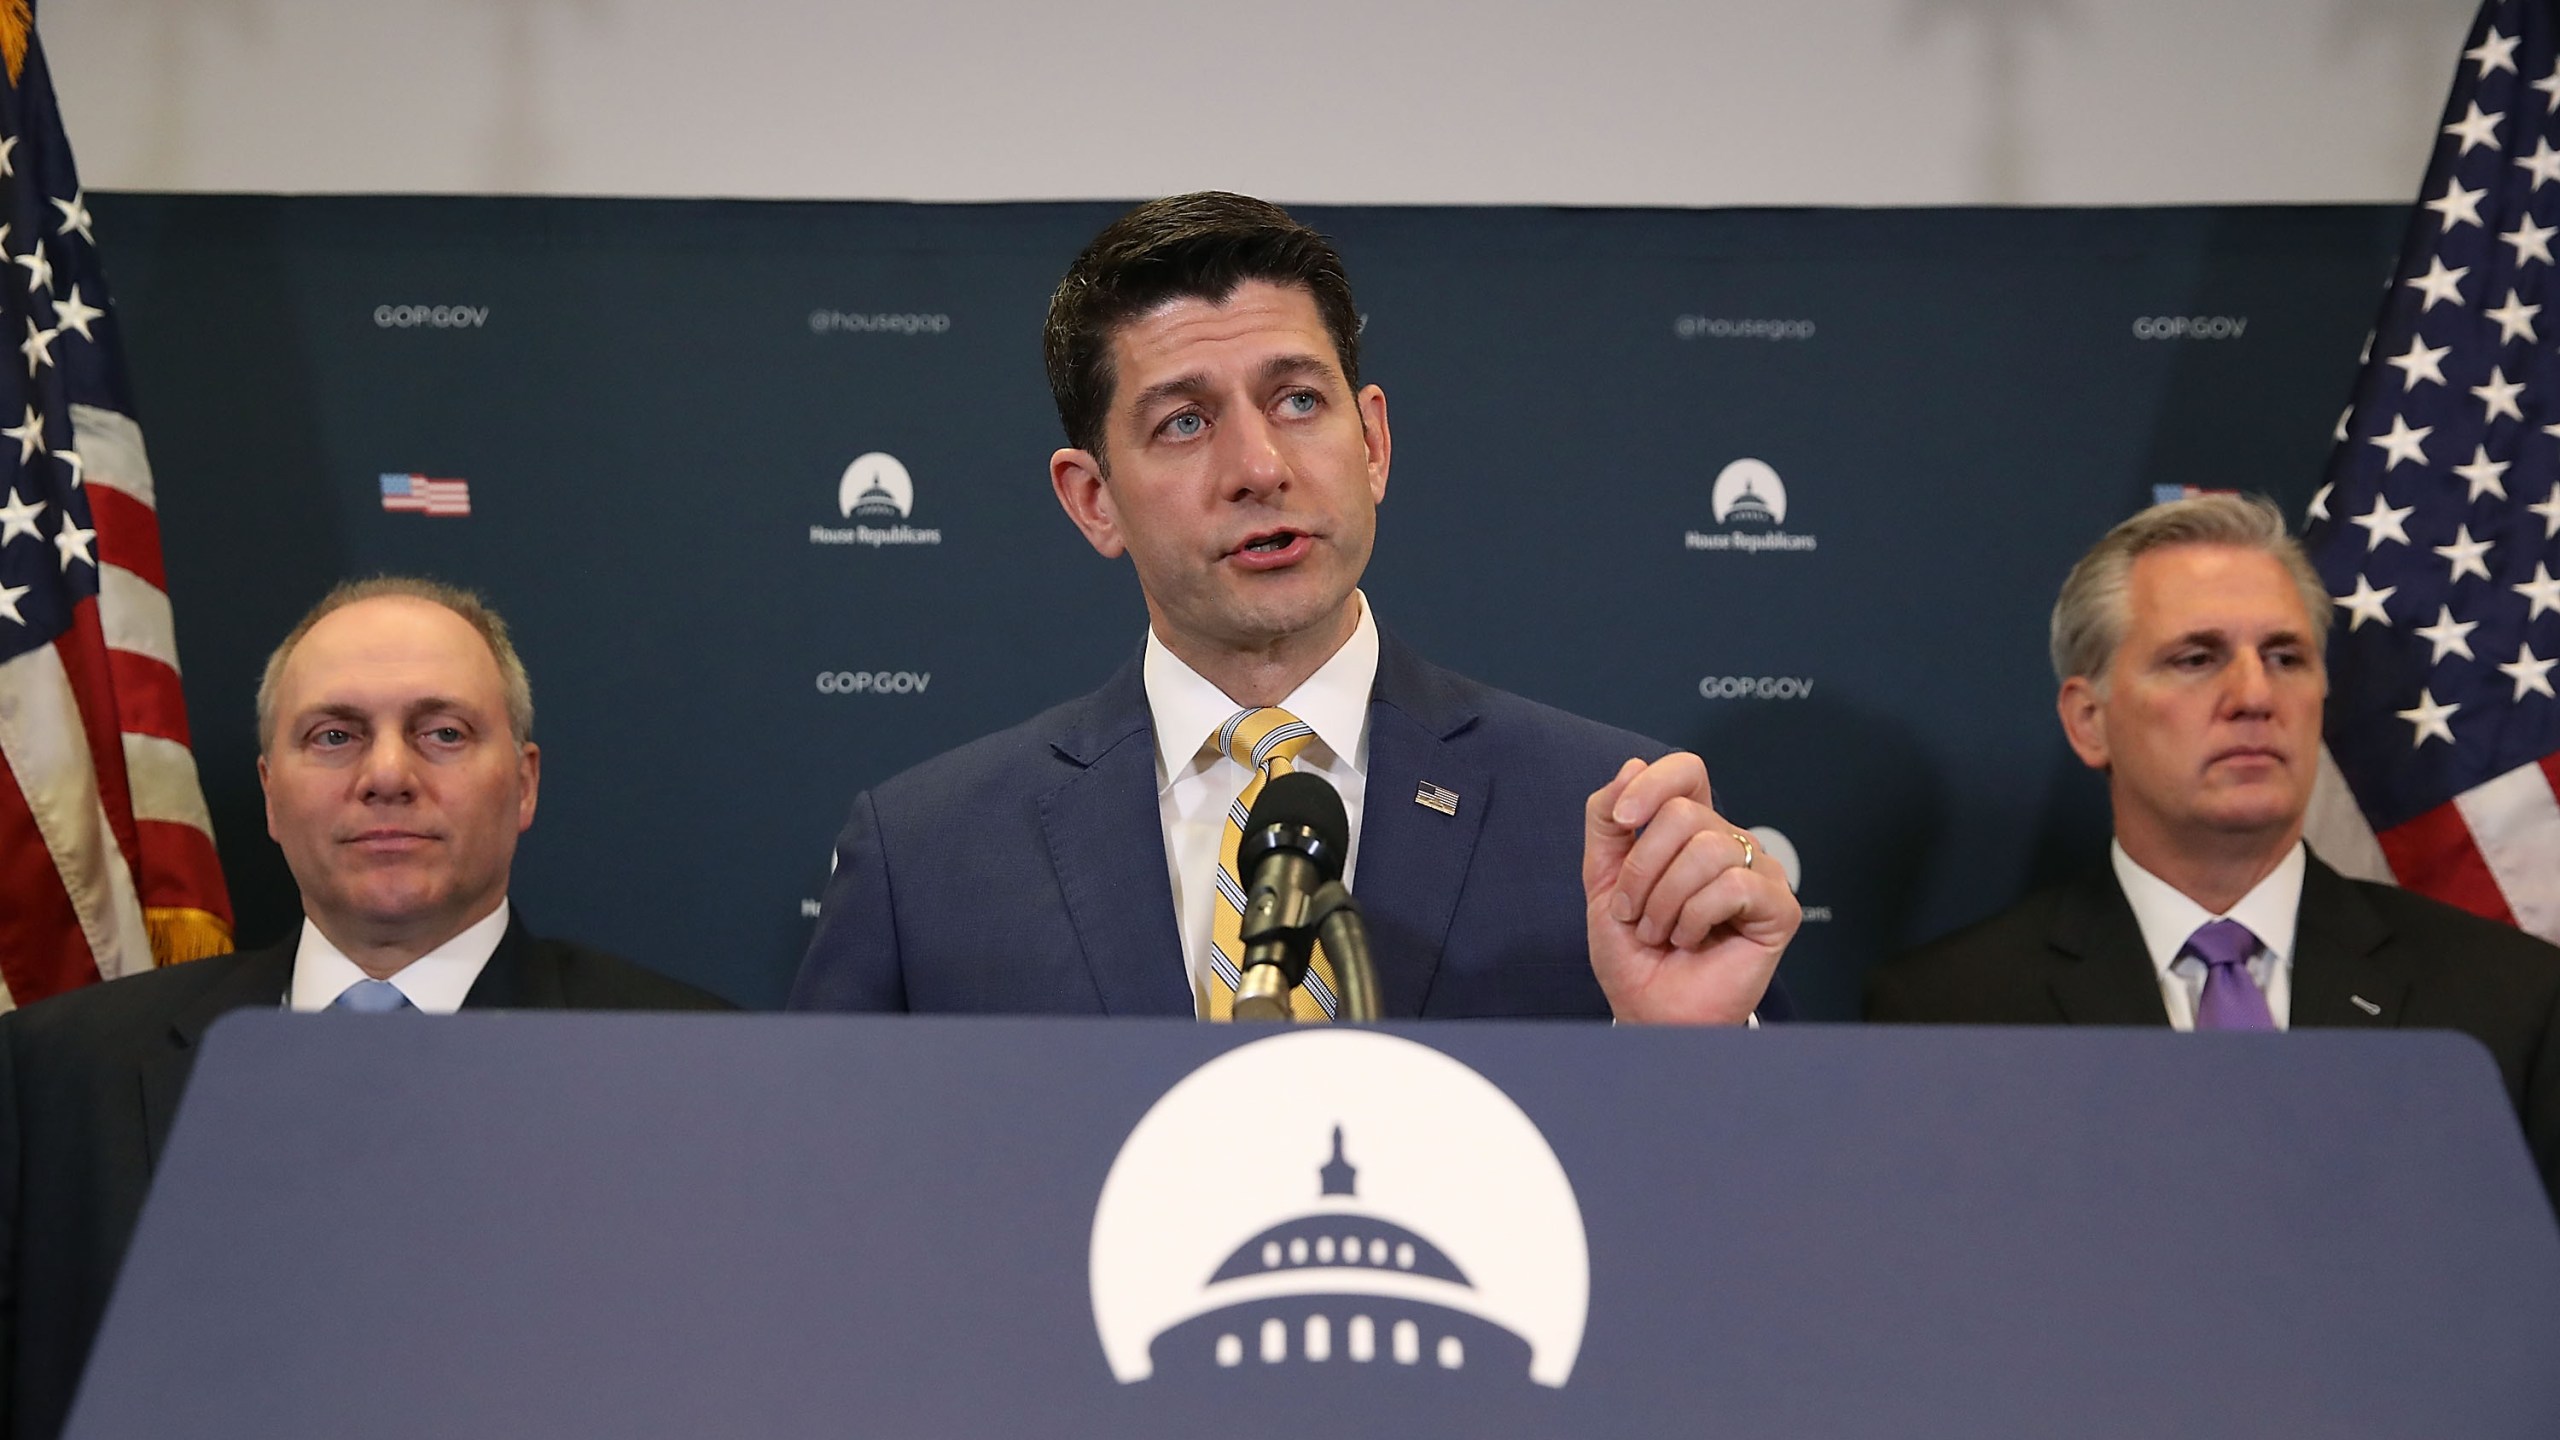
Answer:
[1732, 831, 1756, 871]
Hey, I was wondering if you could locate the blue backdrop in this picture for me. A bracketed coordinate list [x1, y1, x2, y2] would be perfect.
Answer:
[90, 196, 2403, 1014]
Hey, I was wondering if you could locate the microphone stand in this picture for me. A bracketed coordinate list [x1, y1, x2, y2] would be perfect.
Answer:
[1233, 848, 1321, 1021]
[1231, 881, 1380, 1023]
[1304, 882, 1379, 1022]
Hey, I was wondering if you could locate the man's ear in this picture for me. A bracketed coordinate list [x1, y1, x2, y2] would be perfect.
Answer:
[258, 753, 277, 842]
[2057, 676, 2110, 771]
[1050, 447, 1124, 558]
[516, 741, 541, 833]
[1357, 384, 1391, 505]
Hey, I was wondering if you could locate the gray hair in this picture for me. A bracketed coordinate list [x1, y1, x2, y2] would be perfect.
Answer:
[256, 576, 534, 751]
[2049, 493, 2331, 684]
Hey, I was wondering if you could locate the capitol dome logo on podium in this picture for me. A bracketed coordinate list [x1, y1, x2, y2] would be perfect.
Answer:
[1089, 1030, 1588, 1394]
[810, 451, 942, 547]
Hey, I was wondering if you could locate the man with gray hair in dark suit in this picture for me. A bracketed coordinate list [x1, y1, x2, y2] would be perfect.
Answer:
[0, 576, 728, 1440]
[1867, 493, 2560, 1207]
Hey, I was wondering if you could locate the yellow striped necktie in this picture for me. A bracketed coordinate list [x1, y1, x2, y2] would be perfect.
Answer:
[1201, 706, 1340, 1021]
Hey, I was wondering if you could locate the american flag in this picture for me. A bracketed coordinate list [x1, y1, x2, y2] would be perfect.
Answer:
[379, 472, 470, 516]
[0, 6, 232, 1009]
[2303, 0, 2560, 943]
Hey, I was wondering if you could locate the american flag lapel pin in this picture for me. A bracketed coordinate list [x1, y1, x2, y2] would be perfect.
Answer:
[1414, 781, 1460, 816]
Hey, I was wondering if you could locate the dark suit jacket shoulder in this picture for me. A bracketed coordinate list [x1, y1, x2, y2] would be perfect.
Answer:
[0, 917, 725, 1440]
[791, 628, 1665, 1019]
[457, 930, 734, 1012]
[1865, 854, 2560, 1205]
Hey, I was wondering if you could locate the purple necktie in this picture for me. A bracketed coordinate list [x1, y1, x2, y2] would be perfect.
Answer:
[2186, 918, 2275, 1031]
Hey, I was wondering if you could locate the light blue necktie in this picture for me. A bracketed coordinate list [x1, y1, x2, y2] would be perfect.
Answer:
[330, 978, 415, 1013]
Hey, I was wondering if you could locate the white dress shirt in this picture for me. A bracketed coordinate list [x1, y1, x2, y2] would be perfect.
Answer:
[2110, 840, 2303, 1031]
[287, 900, 512, 1013]
[1148, 596, 1379, 1008]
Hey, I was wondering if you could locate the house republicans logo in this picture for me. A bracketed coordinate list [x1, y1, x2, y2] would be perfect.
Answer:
[1713, 458, 1786, 525]
[1746, 825, 1831, 924]
[1091, 1030, 1587, 1393]
[1688, 459, 1816, 553]
[811, 452, 943, 547]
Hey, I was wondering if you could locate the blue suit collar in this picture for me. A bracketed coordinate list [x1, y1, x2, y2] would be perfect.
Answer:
[1355, 629, 1493, 1014]
[1038, 647, 1190, 1015]
[1047, 647, 1152, 769]
[1053, 623, 1478, 754]
[1038, 626, 1498, 1019]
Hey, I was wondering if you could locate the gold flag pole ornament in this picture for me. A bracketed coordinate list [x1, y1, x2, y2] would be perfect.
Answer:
[0, 0, 27, 86]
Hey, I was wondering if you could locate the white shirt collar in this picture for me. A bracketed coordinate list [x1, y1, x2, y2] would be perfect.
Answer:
[287, 899, 512, 1014]
[1144, 593, 1378, 793]
[2110, 839, 2305, 977]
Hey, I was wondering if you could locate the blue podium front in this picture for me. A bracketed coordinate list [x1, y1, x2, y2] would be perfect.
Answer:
[67, 1016, 2560, 1438]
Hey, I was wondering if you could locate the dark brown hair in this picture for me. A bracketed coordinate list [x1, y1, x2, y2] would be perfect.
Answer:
[1043, 192, 1362, 463]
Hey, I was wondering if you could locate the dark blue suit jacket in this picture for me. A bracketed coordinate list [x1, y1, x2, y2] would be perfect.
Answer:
[790, 631, 1669, 1018]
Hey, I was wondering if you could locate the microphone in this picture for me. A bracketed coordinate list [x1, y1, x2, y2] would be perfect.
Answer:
[1231, 772, 1349, 1021]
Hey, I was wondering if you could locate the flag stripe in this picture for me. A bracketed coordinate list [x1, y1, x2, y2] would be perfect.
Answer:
[2304, 745, 2396, 883]
[2453, 757, 2560, 941]
[85, 484, 163, 590]
[0, 642, 150, 1001]
[2378, 800, 2520, 927]
[97, 562, 176, 672]
[104, 648, 190, 744]
[134, 817, 228, 916]
[122, 732, 215, 835]
[0, 756, 91, 1009]
[72, 403, 155, 509]
[52, 604, 141, 875]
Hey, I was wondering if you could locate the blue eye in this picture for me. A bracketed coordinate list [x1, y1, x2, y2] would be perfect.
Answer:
[1282, 392, 1318, 415]
[1165, 413, 1204, 438]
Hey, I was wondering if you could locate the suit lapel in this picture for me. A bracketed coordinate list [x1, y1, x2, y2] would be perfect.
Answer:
[1040, 656, 1193, 1016]
[1355, 632, 1491, 1016]
[2288, 855, 2408, 1029]
[143, 942, 296, 1170]
[2045, 869, 2175, 1026]
[459, 912, 545, 1009]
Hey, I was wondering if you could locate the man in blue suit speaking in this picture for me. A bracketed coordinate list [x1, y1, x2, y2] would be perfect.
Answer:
[791, 192, 1793, 1023]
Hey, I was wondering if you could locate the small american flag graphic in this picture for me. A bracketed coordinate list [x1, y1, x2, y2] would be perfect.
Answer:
[2153, 484, 2238, 506]
[379, 473, 471, 517]
[1414, 781, 1460, 816]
